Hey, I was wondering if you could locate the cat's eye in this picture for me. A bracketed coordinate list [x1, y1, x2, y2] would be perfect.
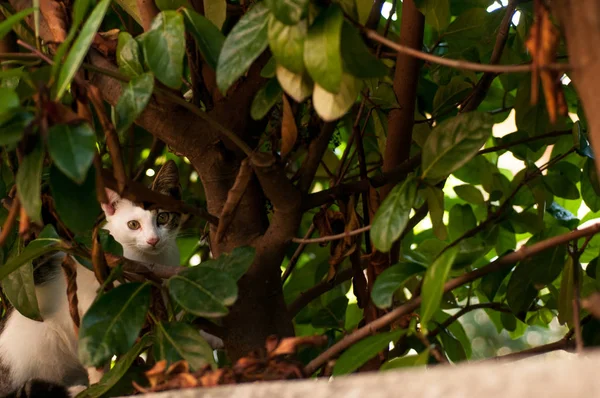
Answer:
[157, 212, 170, 226]
[127, 220, 141, 230]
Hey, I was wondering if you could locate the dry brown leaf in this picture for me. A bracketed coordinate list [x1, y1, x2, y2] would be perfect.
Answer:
[525, 1, 567, 123]
[39, 0, 67, 43]
[145, 360, 167, 388]
[268, 335, 328, 357]
[281, 94, 298, 157]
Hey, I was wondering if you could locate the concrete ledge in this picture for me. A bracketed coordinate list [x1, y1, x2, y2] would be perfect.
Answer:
[140, 350, 599, 398]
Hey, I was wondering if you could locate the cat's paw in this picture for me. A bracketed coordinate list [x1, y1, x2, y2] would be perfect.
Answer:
[67, 385, 87, 398]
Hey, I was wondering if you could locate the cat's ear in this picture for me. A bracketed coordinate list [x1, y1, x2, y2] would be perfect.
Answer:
[101, 188, 121, 216]
[152, 160, 182, 200]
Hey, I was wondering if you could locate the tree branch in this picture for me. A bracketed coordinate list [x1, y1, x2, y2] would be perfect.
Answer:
[429, 302, 512, 338]
[298, 122, 336, 193]
[365, 30, 569, 73]
[303, 222, 600, 375]
[461, 0, 519, 112]
[291, 225, 371, 244]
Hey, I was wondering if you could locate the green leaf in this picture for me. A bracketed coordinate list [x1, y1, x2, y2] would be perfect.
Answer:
[479, 262, 511, 301]
[203, 0, 226, 29]
[16, 142, 44, 224]
[436, 328, 466, 362]
[448, 204, 477, 241]
[79, 282, 152, 367]
[183, 9, 225, 70]
[433, 77, 471, 115]
[268, 16, 306, 74]
[251, 78, 282, 120]
[77, 334, 153, 398]
[420, 247, 458, 330]
[453, 184, 485, 205]
[0, 230, 62, 281]
[200, 246, 256, 281]
[155, 0, 188, 10]
[340, 21, 387, 79]
[276, 65, 313, 102]
[332, 329, 405, 375]
[543, 173, 580, 200]
[0, 88, 19, 114]
[115, 73, 155, 136]
[117, 32, 144, 78]
[50, 166, 100, 234]
[2, 259, 41, 321]
[303, 5, 343, 93]
[381, 349, 430, 370]
[424, 185, 448, 240]
[414, 0, 450, 32]
[167, 267, 238, 317]
[261, 56, 277, 78]
[371, 263, 425, 308]
[506, 231, 568, 314]
[264, 0, 308, 25]
[421, 112, 493, 181]
[141, 11, 185, 89]
[56, 0, 111, 99]
[0, 111, 33, 146]
[313, 72, 360, 121]
[582, 158, 600, 212]
[371, 176, 419, 252]
[47, 123, 96, 184]
[216, 2, 270, 93]
[0, 7, 34, 41]
[154, 322, 216, 370]
[558, 256, 575, 326]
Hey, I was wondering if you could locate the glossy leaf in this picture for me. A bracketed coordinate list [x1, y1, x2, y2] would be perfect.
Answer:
[420, 247, 458, 330]
[56, 0, 111, 99]
[16, 142, 44, 224]
[154, 322, 216, 370]
[381, 349, 430, 370]
[582, 158, 600, 212]
[47, 123, 96, 184]
[313, 73, 361, 121]
[558, 257, 575, 326]
[0, 111, 32, 146]
[77, 334, 153, 398]
[454, 184, 485, 205]
[264, 0, 308, 25]
[332, 329, 405, 375]
[0, 88, 19, 114]
[141, 11, 185, 89]
[414, 0, 450, 32]
[199, 246, 256, 281]
[251, 78, 282, 120]
[268, 16, 306, 74]
[79, 283, 151, 367]
[0, 7, 34, 41]
[115, 73, 155, 136]
[216, 2, 270, 93]
[203, 0, 226, 29]
[168, 267, 238, 317]
[425, 185, 448, 240]
[340, 21, 387, 79]
[276, 65, 313, 102]
[50, 166, 100, 234]
[371, 176, 419, 252]
[2, 260, 41, 321]
[0, 229, 62, 281]
[371, 263, 425, 308]
[303, 5, 343, 93]
[421, 112, 493, 181]
[183, 8, 225, 70]
[117, 32, 144, 78]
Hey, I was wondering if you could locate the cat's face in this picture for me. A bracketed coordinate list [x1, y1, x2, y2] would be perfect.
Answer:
[101, 161, 182, 254]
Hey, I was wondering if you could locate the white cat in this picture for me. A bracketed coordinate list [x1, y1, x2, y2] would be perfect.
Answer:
[0, 161, 206, 397]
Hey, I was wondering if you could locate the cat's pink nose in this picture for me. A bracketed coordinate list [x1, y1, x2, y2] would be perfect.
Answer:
[147, 237, 160, 247]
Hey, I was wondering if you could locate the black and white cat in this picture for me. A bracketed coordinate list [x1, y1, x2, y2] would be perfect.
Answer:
[0, 161, 211, 397]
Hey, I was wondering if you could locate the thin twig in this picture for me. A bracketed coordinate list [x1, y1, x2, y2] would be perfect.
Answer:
[281, 224, 315, 283]
[572, 251, 584, 354]
[303, 222, 600, 375]
[429, 302, 512, 338]
[365, 29, 570, 74]
[478, 129, 571, 155]
[291, 225, 371, 244]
